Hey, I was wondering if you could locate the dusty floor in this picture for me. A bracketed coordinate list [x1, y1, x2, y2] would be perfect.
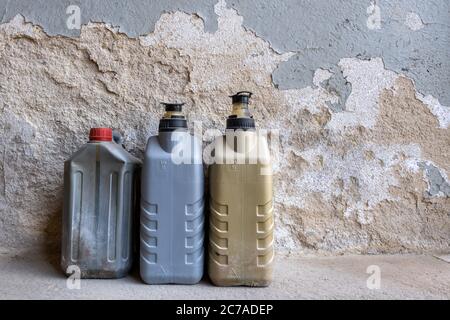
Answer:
[0, 251, 448, 300]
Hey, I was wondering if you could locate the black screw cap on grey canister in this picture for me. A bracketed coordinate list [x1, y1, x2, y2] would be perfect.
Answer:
[158, 102, 188, 132]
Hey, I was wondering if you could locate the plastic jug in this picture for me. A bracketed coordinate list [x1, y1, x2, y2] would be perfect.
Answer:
[208, 92, 274, 286]
[140, 103, 205, 284]
[61, 128, 141, 278]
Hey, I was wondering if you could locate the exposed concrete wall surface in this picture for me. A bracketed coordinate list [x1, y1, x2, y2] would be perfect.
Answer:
[0, 0, 449, 254]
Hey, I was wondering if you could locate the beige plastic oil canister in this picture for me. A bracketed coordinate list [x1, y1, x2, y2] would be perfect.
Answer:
[208, 92, 274, 286]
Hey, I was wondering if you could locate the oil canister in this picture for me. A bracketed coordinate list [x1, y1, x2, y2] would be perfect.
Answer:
[140, 103, 205, 284]
[208, 92, 274, 286]
[61, 128, 141, 278]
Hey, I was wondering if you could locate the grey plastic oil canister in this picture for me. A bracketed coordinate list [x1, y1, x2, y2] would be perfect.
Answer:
[140, 103, 205, 284]
[61, 128, 141, 278]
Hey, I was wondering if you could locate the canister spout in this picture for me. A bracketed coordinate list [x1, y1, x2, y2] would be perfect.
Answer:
[159, 102, 188, 132]
[226, 91, 255, 130]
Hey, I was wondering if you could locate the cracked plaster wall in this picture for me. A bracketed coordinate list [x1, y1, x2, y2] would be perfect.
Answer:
[0, 0, 448, 254]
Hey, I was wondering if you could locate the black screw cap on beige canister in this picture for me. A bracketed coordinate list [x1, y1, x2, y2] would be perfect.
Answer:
[226, 91, 256, 130]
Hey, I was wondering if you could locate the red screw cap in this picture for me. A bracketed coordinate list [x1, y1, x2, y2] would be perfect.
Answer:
[89, 128, 113, 142]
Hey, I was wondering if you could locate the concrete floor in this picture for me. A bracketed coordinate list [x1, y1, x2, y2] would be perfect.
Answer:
[0, 250, 448, 299]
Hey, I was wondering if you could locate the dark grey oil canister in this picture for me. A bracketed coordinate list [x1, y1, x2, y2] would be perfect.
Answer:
[140, 103, 205, 284]
[61, 128, 141, 278]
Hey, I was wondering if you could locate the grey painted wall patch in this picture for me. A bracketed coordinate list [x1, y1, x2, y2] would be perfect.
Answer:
[0, 0, 448, 107]
[0, 0, 219, 36]
[228, 0, 450, 107]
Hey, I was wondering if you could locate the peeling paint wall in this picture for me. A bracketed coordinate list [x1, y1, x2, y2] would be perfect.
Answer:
[0, 0, 449, 254]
